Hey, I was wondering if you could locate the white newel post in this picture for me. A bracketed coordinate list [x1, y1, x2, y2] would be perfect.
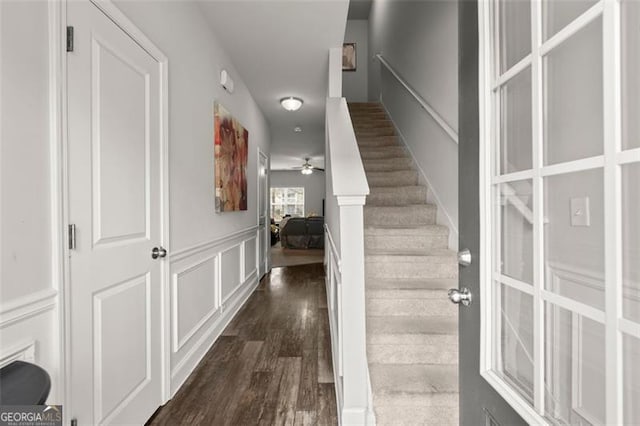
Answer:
[338, 197, 368, 424]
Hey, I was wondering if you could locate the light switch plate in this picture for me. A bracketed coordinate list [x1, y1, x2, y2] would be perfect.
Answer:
[570, 197, 590, 227]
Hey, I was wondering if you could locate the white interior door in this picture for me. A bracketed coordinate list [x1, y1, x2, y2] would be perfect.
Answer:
[258, 150, 269, 276]
[67, 2, 164, 424]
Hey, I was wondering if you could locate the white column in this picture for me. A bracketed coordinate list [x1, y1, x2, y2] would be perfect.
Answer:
[337, 196, 368, 425]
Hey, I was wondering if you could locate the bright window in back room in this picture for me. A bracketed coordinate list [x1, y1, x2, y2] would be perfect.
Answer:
[270, 187, 304, 222]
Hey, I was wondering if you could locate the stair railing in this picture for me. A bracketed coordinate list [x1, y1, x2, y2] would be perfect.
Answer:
[324, 48, 371, 426]
[376, 53, 458, 144]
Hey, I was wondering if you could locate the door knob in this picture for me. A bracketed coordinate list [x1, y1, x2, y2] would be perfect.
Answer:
[151, 246, 167, 259]
[448, 287, 472, 306]
[458, 248, 472, 266]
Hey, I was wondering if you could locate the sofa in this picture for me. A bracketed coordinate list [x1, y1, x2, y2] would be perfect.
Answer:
[279, 217, 324, 249]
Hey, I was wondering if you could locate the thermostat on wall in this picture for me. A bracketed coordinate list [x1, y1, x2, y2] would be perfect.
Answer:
[220, 69, 234, 93]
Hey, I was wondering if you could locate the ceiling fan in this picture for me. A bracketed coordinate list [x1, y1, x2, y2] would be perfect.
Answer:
[294, 158, 324, 175]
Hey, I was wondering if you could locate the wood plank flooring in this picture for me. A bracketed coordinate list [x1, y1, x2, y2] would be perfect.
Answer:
[147, 263, 337, 426]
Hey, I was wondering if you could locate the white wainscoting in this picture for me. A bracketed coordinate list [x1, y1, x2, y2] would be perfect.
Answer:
[168, 226, 260, 395]
[0, 291, 60, 402]
[324, 227, 345, 419]
[243, 236, 257, 283]
[171, 255, 219, 353]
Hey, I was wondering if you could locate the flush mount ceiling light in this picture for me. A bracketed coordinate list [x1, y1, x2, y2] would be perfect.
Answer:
[280, 97, 303, 111]
[294, 126, 303, 133]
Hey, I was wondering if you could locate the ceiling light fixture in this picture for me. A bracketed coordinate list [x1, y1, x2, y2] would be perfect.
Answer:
[301, 167, 313, 175]
[294, 126, 303, 133]
[280, 97, 303, 111]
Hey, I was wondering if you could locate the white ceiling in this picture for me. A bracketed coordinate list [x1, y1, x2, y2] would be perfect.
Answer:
[198, 0, 349, 171]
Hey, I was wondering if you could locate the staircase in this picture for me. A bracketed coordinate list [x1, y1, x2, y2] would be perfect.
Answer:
[348, 102, 459, 425]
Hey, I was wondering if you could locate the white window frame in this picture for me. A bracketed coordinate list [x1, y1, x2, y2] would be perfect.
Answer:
[270, 187, 305, 222]
[479, 0, 640, 424]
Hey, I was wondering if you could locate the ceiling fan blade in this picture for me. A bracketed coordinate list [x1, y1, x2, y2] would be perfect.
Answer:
[312, 167, 325, 172]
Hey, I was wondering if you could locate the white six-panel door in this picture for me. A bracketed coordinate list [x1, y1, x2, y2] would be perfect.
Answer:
[67, 2, 164, 423]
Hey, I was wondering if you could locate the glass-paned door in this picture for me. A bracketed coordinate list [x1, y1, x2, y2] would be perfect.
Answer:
[479, 0, 640, 424]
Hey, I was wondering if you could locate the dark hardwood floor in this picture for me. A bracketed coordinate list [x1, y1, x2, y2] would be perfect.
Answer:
[147, 263, 337, 426]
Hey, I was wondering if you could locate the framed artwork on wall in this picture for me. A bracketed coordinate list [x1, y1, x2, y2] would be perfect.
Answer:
[214, 102, 248, 212]
[342, 42, 356, 71]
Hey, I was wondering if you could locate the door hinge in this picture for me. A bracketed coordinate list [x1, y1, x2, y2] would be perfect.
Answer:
[68, 224, 76, 250]
[66, 26, 74, 52]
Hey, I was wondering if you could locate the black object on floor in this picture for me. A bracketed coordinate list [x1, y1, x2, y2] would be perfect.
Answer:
[0, 360, 51, 405]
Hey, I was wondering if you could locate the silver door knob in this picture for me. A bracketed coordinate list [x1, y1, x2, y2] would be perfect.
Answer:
[151, 246, 167, 259]
[458, 248, 472, 266]
[448, 287, 472, 306]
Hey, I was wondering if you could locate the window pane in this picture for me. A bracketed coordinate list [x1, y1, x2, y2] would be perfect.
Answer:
[544, 169, 604, 310]
[622, 0, 640, 150]
[498, 0, 531, 73]
[544, 303, 605, 425]
[495, 283, 534, 403]
[543, 0, 598, 41]
[622, 163, 640, 323]
[623, 333, 640, 425]
[271, 187, 304, 221]
[544, 19, 603, 165]
[499, 68, 532, 174]
[498, 180, 534, 284]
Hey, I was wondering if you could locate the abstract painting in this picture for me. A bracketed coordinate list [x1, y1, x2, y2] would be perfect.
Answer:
[214, 102, 248, 212]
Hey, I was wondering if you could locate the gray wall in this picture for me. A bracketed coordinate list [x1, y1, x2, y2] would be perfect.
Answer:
[343, 20, 368, 102]
[270, 170, 326, 218]
[368, 0, 459, 246]
[0, 0, 60, 401]
[115, 0, 271, 251]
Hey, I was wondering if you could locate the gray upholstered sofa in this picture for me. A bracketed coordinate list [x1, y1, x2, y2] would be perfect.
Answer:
[279, 217, 324, 249]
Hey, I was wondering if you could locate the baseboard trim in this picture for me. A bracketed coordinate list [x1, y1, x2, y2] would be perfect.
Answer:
[169, 275, 259, 396]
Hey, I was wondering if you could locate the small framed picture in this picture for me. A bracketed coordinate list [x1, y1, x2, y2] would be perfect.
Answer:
[342, 43, 356, 72]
